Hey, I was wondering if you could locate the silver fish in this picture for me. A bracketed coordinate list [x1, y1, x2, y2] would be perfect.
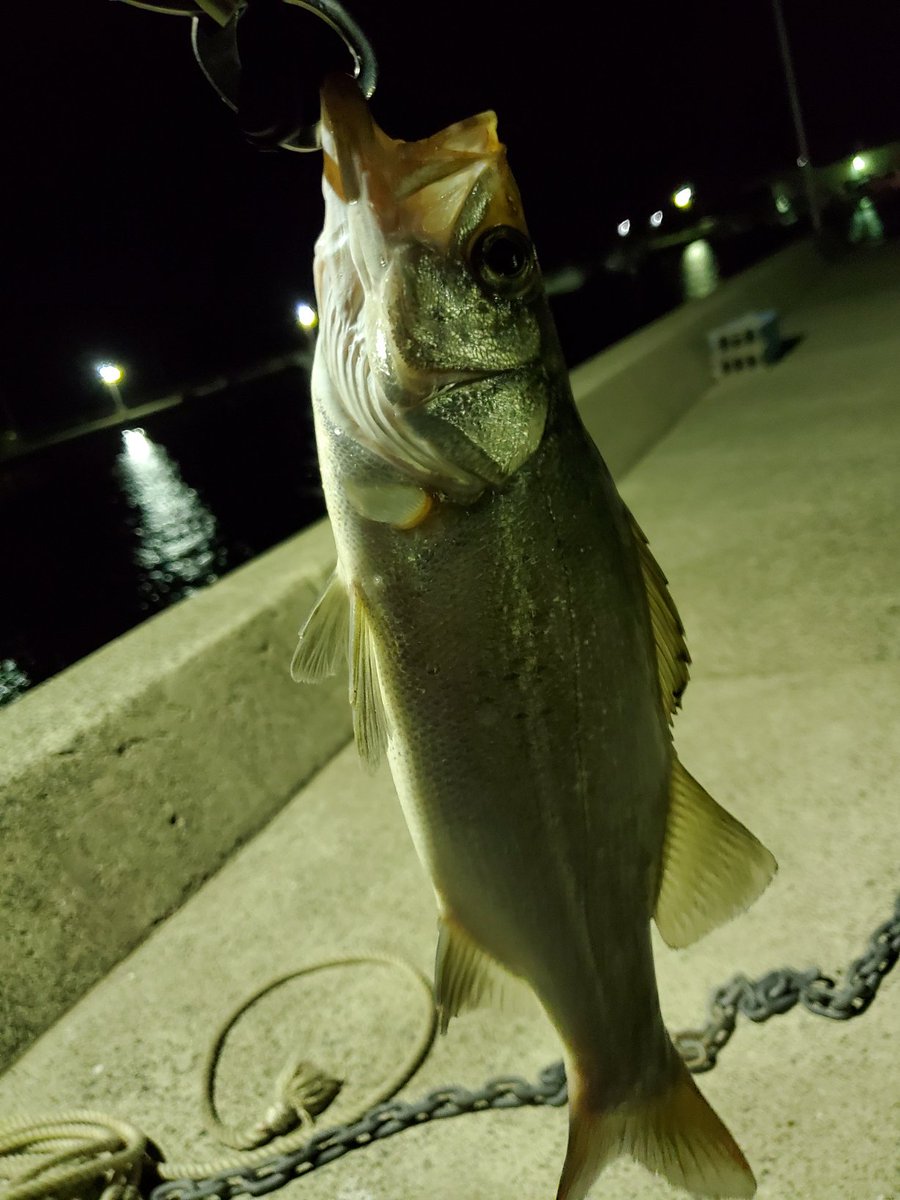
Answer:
[294, 75, 777, 1199]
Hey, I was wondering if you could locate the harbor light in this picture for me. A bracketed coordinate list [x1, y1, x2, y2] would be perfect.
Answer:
[96, 361, 126, 414]
[649, 210, 663, 228]
[617, 219, 631, 238]
[295, 302, 318, 330]
[97, 362, 124, 385]
[672, 185, 693, 210]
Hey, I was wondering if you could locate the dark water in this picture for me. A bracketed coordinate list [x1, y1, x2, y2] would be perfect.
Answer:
[0, 225, 805, 705]
[0, 367, 325, 703]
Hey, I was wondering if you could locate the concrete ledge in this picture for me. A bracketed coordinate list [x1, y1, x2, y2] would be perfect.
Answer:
[0, 519, 350, 1071]
[0, 239, 826, 1072]
[572, 238, 824, 477]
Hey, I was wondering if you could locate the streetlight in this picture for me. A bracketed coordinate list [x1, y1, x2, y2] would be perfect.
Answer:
[96, 362, 126, 413]
[617, 219, 631, 238]
[295, 302, 318, 331]
[851, 154, 867, 175]
[770, 0, 821, 233]
[649, 210, 663, 228]
[672, 185, 693, 210]
[295, 301, 318, 356]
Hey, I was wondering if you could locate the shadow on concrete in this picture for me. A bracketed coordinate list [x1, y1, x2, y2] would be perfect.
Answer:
[775, 333, 805, 362]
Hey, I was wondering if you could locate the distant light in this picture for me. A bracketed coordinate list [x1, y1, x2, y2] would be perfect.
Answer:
[775, 193, 791, 214]
[680, 238, 719, 301]
[122, 427, 153, 464]
[295, 302, 318, 330]
[849, 195, 883, 245]
[672, 185, 693, 210]
[543, 264, 588, 296]
[617, 219, 631, 238]
[796, 155, 809, 169]
[852, 154, 867, 173]
[97, 362, 123, 385]
[649, 210, 663, 228]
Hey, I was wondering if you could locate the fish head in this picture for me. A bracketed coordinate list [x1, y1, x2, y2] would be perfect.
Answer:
[314, 75, 558, 503]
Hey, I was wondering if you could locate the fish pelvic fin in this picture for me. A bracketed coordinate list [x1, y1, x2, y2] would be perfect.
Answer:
[291, 570, 350, 683]
[557, 1055, 755, 1200]
[434, 914, 534, 1034]
[654, 759, 777, 949]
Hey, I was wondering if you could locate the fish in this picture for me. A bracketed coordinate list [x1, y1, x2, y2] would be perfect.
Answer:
[293, 73, 777, 1200]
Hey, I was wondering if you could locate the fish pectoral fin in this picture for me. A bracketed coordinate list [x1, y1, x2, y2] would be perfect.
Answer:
[627, 509, 691, 724]
[294, 575, 389, 767]
[343, 479, 433, 530]
[434, 916, 532, 1034]
[349, 586, 389, 769]
[291, 570, 350, 683]
[654, 759, 777, 949]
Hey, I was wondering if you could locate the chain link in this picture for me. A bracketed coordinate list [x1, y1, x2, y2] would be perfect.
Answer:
[147, 896, 899, 1200]
[673, 893, 900, 1071]
[146, 1064, 568, 1199]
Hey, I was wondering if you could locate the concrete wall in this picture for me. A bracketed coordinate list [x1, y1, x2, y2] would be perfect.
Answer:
[572, 237, 823, 478]
[0, 239, 826, 1071]
[0, 519, 350, 1071]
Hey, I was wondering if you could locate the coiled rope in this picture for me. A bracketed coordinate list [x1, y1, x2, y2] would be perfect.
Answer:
[0, 955, 436, 1199]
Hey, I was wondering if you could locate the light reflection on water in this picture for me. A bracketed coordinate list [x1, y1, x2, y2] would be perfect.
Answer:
[849, 197, 884, 244]
[117, 428, 224, 609]
[680, 238, 720, 301]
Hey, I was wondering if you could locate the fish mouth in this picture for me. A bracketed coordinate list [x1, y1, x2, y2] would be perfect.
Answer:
[319, 73, 381, 205]
[319, 74, 526, 247]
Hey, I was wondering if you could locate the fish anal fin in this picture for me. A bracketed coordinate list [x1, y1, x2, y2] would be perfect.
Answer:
[434, 915, 532, 1034]
[291, 571, 350, 683]
[349, 586, 390, 769]
[655, 759, 777, 949]
[557, 1055, 756, 1200]
[627, 509, 691, 724]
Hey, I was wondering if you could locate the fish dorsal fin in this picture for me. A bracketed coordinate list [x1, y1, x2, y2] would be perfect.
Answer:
[349, 586, 389, 768]
[628, 511, 691, 724]
[434, 915, 533, 1034]
[291, 571, 350, 683]
[654, 759, 777, 949]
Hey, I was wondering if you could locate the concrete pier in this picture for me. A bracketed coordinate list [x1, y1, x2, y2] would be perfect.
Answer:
[1, 242, 897, 1198]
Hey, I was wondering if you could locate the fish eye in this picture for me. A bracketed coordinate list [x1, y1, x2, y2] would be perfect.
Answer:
[470, 225, 535, 295]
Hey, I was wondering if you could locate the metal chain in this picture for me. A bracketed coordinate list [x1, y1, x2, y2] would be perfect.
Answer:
[148, 1063, 569, 1200]
[673, 892, 900, 1072]
[146, 894, 900, 1200]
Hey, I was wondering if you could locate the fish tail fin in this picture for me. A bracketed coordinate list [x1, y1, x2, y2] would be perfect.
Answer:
[557, 1055, 756, 1200]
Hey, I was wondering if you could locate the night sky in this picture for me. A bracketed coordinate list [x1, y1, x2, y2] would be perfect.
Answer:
[5, 2, 900, 431]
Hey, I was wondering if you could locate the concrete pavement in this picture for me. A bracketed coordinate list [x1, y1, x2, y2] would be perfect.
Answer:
[1, 242, 898, 1199]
